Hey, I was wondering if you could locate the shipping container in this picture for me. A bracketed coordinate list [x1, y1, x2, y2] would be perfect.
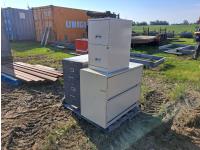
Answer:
[2, 7, 35, 41]
[1, 13, 12, 63]
[32, 5, 90, 43]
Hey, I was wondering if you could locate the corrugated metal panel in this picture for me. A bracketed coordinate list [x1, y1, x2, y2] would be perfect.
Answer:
[32, 5, 89, 42]
[2, 7, 35, 41]
[1, 13, 13, 66]
[32, 6, 54, 41]
[1, 13, 11, 58]
[53, 6, 89, 42]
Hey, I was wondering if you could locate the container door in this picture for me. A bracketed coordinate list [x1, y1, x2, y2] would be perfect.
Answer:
[88, 19, 109, 45]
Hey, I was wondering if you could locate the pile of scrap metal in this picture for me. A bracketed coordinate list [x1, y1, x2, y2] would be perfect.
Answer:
[159, 44, 196, 55]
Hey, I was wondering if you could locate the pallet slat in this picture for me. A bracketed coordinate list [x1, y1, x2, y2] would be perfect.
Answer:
[13, 66, 58, 81]
[4, 65, 45, 81]
[2, 62, 61, 83]
[15, 62, 62, 76]
[14, 70, 45, 81]
[2, 66, 32, 82]
[13, 63, 59, 78]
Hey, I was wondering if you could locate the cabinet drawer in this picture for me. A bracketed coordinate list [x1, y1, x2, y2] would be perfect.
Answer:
[89, 44, 109, 69]
[107, 66, 143, 98]
[106, 85, 140, 122]
[88, 19, 109, 45]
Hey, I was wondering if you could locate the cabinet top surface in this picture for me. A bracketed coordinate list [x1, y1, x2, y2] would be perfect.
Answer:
[88, 18, 132, 22]
[63, 55, 88, 63]
[82, 62, 143, 77]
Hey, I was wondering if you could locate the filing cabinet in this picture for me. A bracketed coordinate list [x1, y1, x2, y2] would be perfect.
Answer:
[88, 18, 132, 73]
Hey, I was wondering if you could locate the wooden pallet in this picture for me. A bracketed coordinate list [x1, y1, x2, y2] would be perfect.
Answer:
[63, 101, 140, 132]
[2, 62, 63, 83]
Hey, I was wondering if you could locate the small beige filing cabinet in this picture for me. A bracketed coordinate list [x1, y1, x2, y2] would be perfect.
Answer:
[88, 18, 132, 73]
[80, 62, 143, 128]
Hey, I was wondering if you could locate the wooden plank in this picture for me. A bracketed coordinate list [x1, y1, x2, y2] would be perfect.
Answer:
[13, 66, 57, 81]
[15, 62, 62, 76]
[34, 65, 56, 71]
[13, 63, 59, 78]
[3, 65, 45, 82]
[2, 66, 32, 82]
[15, 62, 63, 76]
[14, 70, 45, 81]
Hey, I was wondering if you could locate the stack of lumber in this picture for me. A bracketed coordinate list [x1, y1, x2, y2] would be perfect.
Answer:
[2, 62, 63, 82]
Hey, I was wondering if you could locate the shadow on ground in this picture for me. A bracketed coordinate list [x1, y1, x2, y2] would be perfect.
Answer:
[159, 63, 175, 71]
[73, 110, 200, 150]
[76, 112, 162, 150]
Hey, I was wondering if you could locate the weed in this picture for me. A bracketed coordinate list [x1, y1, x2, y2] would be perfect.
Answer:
[169, 83, 186, 101]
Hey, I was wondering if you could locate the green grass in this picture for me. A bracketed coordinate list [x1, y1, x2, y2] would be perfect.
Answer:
[11, 38, 200, 89]
[11, 41, 74, 68]
[133, 24, 199, 34]
[11, 39, 200, 82]
[132, 38, 200, 83]
[11, 41, 73, 58]
[169, 83, 187, 101]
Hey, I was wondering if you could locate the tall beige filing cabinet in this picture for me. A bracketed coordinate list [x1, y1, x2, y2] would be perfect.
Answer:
[88, 18, 132, 73]
[80, 62, 143, 129]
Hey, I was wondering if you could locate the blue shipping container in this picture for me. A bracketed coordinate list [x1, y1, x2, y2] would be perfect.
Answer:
[2, 7, 35, 41]
[1, 13, 11, 58]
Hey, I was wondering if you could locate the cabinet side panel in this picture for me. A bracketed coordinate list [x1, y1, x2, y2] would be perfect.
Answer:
[80, 69, 107, 128]
[108, 20, 132, 71]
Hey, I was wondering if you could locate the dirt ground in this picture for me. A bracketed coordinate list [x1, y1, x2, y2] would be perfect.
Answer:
[1, 75, 200, 150]
[1, 81, 70, 149]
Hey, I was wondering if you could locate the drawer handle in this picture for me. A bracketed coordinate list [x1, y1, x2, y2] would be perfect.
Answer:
[95, 35, 102, 38]
[95, 58, 101, 62]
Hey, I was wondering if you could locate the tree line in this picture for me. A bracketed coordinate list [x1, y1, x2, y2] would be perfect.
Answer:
[133, 19, 199, 26]
[132, 20, 169, 26]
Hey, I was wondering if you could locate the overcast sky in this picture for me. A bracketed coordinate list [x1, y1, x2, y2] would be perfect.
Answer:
[1, 0, 200, 24]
